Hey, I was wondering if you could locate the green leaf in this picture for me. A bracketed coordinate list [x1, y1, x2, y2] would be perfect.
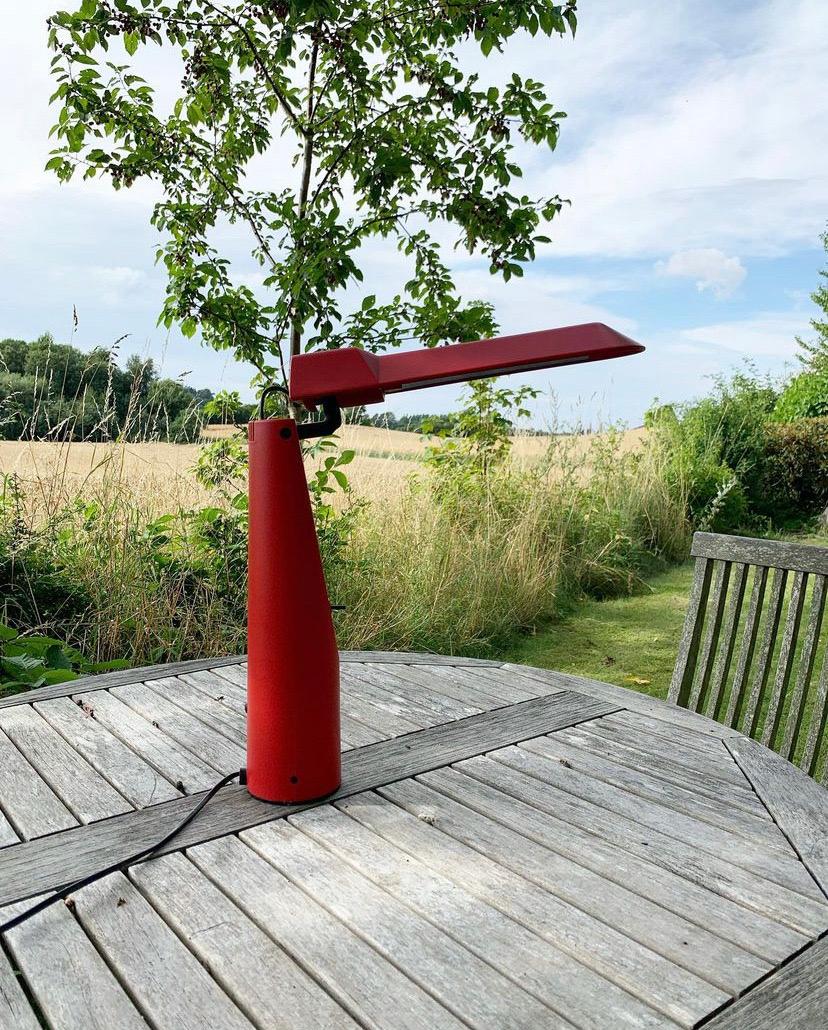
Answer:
[91, 659, 132, 673]
[41, 669, 80, 686]
[124, 32, 139, 57]
[44, 644, 74, 670]
[0, 623, 18, 642]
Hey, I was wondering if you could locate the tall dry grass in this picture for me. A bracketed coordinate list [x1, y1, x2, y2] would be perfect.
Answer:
[1, 424, 689, 663]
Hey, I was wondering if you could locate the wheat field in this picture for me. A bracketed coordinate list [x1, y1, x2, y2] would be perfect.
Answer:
[0, 424, 648, 512]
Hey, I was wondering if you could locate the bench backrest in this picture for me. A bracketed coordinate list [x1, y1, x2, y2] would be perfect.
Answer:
[668, 532, 828, 781]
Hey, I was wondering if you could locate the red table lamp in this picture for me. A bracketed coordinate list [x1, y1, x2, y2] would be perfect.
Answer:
[246, 322, 644, 803]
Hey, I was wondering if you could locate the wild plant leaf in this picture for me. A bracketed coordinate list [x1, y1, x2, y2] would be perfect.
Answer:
[41, 668, 80, 685]
[91, 659, 131, 673]
[44, 644, 74, 670]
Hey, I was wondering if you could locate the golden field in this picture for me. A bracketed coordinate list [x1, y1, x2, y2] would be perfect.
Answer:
[0, 424, 648, 511]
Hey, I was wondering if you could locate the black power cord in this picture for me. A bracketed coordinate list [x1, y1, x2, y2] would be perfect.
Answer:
[0, 769, 241, 936]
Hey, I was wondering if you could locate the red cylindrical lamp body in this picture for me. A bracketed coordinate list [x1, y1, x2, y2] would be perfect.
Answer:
[246, 418, 341, 803]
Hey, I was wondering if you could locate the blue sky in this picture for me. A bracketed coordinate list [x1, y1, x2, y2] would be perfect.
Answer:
[1, 0, 826, 428]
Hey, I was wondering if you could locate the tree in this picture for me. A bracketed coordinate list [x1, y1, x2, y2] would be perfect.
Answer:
[774, 228, 828, 422]
[47, 1, 577, 393]
[202, 388, 243, 423]
[796, 228, 828, 372]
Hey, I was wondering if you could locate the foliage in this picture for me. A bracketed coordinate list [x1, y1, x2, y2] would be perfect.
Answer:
[0, 474, 92, 629]
[0, 333, 214, 441]
[47, 0, 578, 386]
[202, 389, 245, 424]
[645, 371, 780, 531]
[758, 418, 828, 524]
[774, 368, 828, 422]
[794, 227, 828, 372]
[0, 622, 127, 696]
[774, 228, 828, 422]
[423, 378, 538, 503]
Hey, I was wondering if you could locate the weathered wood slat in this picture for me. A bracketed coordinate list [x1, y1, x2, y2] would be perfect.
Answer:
[338, 713, 389, 748]
[296, 800, 674, 1030]
[668, 556, 713, 707]
[0, 726, 77, 840]
[726, 735, 828, 898]
[743, 566, 787, 738]
[489, 743, 816, 896]
[189, 834, 467, 1030]
[725, 565, 768, 728]
[524, 733, 789, 853]
[72, 873, 254, 1030]
[802, 651, 828, 780]
[0, 652, 501, 712]
[502, 664, 743, 738]
[583, 718, 752, 791]
[183, 667, 248, 703]
[0, 949, 41, 1030]
[689, 560, 732, 713]
[341, 790, 727, 1026]
[347, 664, 481, 722]
[0, 655, 246, 709]
[782, 574, 826, 763]
[380, 773, 806, 966]
[318, 790, 769, 1000]
[692, 532, 828, 576]
[2, 893, 149, 1030]
[146, 676, 247, 744]
[702, 935, 828, 1030]
[607, 709, 745, 758]
[340, 685, 422, 740]
[382, 662, 526, 707]
[338, 650, 501, 666]
[73, 690, 221, 794]
[761, 570, 808, 749]
[130, 852, 358, 1029]
[450, 756, 828, 936]
[34, 696, 181, 809]
[548, 722, 768, 819]
[448, 664, 548, 703]
[246, 819, 566, 1029]
[0, 690, 614, 907]
[547, 721, 770, 815]
[338, 669, 431, 735]
[706, 562, 748, 721]
[0, 706, 132, 824]
[112, 682, 247, 773]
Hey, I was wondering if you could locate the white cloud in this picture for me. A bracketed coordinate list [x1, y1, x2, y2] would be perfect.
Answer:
[524, 0, 828, 259]
[656, 249, 746, 298]
[86, 266, 147, 306]
[679, 313, 809, 358]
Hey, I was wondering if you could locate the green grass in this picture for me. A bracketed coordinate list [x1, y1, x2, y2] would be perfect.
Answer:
[502, 534, 828, 778]
[502, 562, 693, 701]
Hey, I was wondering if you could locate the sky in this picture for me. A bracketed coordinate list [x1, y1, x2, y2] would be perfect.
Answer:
[1, 0, 827, 429]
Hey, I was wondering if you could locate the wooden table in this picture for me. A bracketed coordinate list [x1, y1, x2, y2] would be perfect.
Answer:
[0, 653, 826, 1029]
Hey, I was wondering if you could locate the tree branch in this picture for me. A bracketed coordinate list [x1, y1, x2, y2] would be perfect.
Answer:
[200, 0, 308, 139]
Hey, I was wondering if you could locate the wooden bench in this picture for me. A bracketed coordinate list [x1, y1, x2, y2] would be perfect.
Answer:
[668, 532, 828, 781]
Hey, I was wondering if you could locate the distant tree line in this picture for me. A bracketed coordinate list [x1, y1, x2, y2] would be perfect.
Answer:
[0, 334, 224, 441]
[348, 409, 455, 434]
[0, 335, 459, 442]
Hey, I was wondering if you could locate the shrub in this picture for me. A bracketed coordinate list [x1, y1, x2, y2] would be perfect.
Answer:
[774, 369, 828, 422]
[646, 371, 780, 531]
[758, 417, 828, 523]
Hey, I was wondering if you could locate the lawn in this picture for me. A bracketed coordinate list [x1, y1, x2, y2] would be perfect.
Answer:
[503, 562, 693, 701]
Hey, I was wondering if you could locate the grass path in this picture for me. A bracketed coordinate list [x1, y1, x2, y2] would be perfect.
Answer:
[502, 562, 695, 701]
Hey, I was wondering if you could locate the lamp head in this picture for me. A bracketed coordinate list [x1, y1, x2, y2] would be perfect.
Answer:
[289, 322, 644, 410]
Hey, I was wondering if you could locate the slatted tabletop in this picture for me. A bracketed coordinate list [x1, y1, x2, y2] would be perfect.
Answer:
[0, 653, 826, 1029]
